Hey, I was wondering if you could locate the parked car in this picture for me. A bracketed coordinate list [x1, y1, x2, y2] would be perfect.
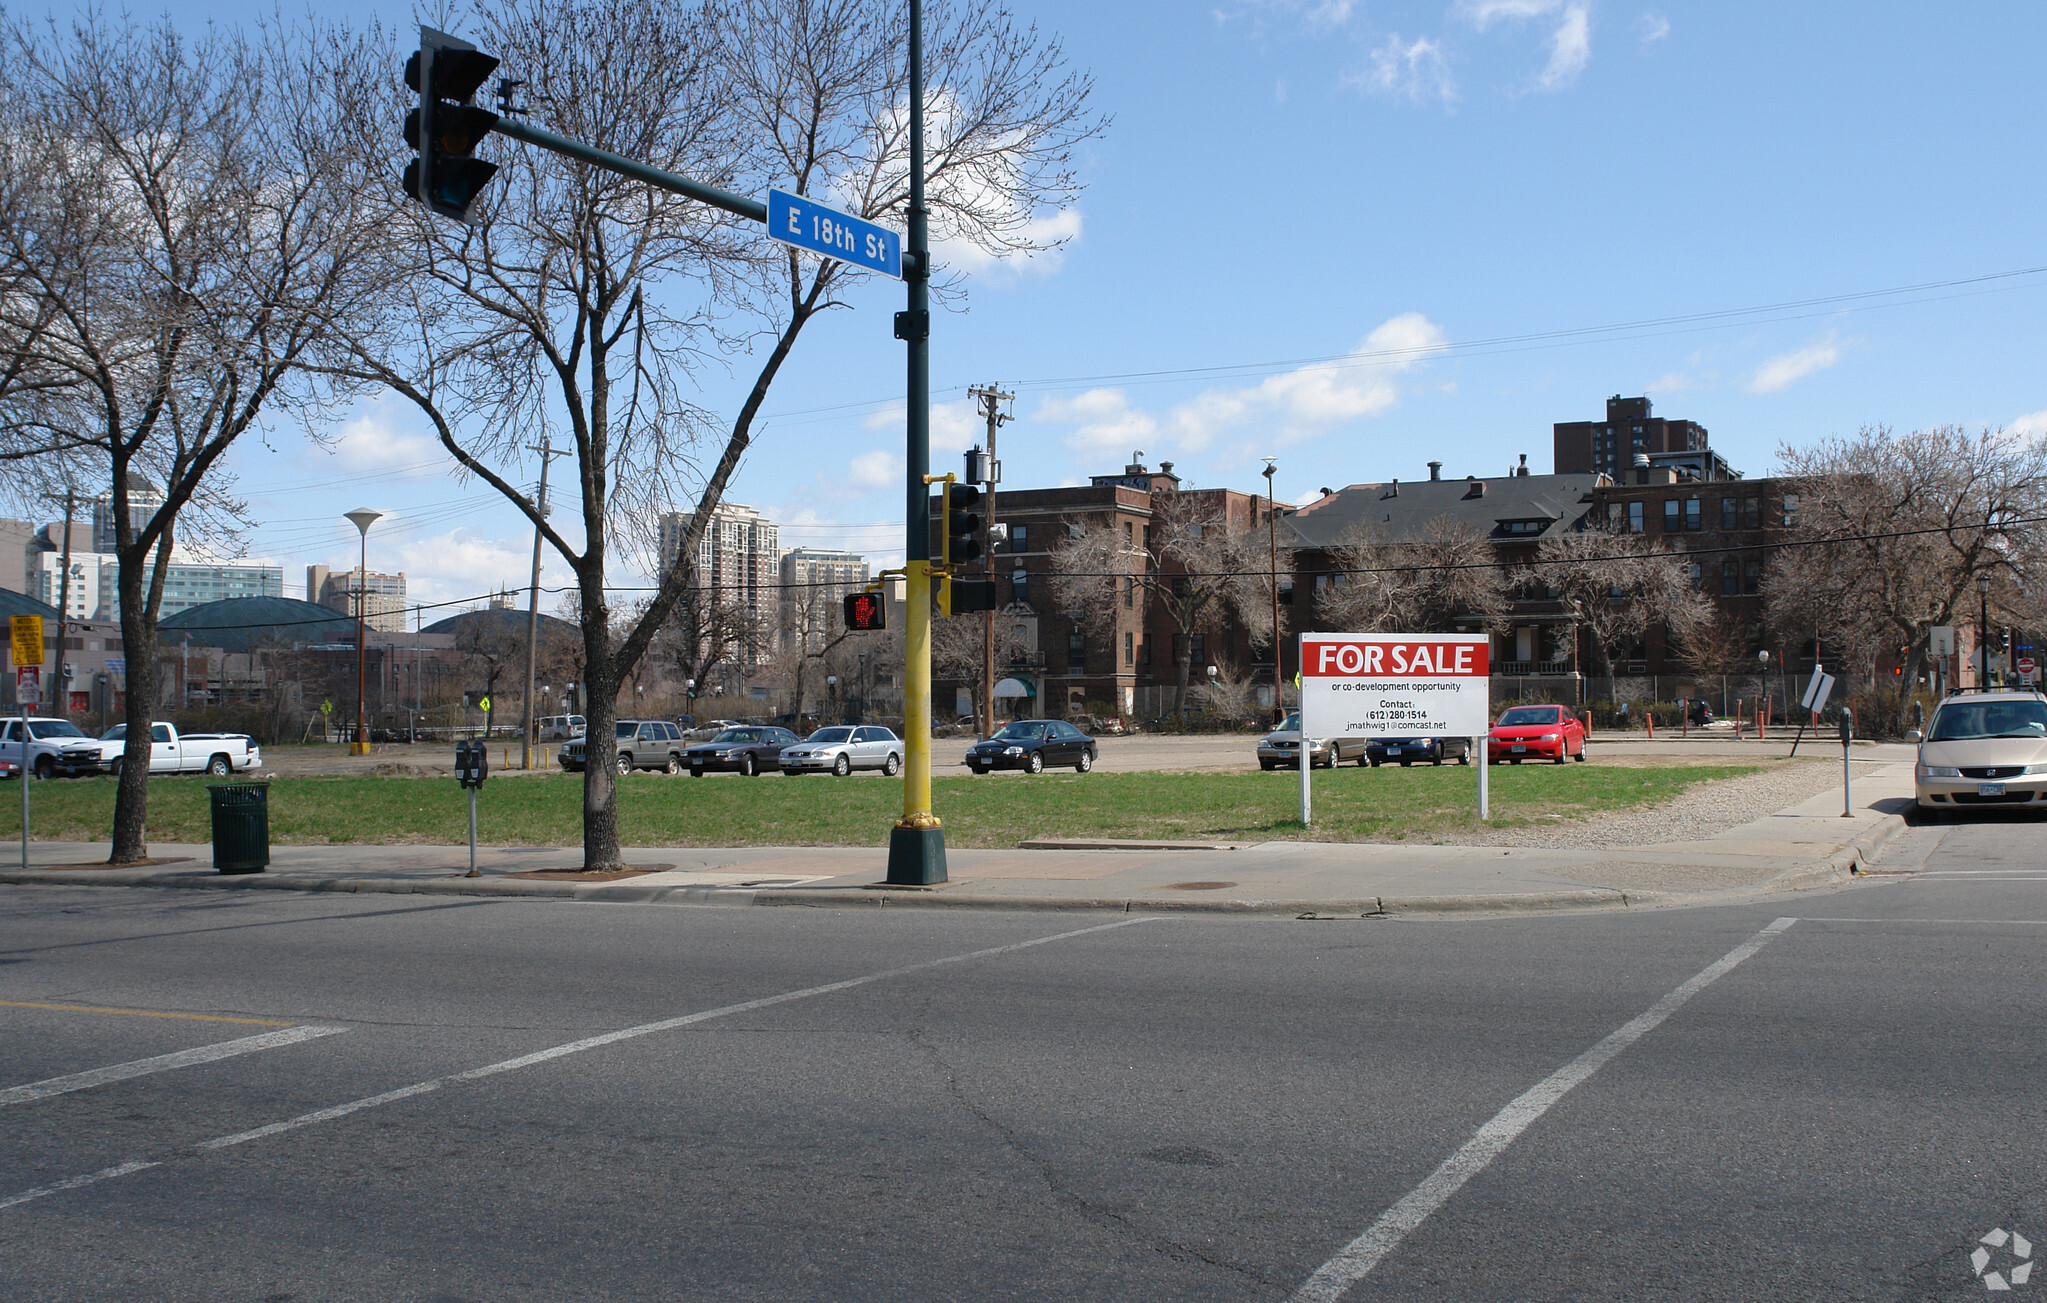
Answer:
[0, 717, 110, 778]
[683, 725, 800, 777]
[965, 719, 1098, 774]
[0, 757, 17, 780]
[1488, 704, 1587, 764]
[1910, 689, 2047, 813]
[1367, 736, 1471, 767]
[536, 714, 586, 741]
[780, 725, 904, 777]
[96, 722, 261, 777]
[559, 720, 686, 774]
[1256, 711, 1368, 770]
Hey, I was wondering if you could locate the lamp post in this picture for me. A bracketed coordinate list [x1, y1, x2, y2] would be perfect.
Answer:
[1262, 458, 1282, 724]
[344, 509, 382, 756]
[1757, 649, 1770, 731]
[1977, 572, 1992, 686]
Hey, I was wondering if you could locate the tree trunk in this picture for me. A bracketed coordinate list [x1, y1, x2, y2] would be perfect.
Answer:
[1175, 637, 1194, 723]
[578, 575, 621, 871]
[109, 563, 157, 864]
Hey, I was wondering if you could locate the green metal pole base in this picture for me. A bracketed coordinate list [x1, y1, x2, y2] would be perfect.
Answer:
[886, 825, 949, 885]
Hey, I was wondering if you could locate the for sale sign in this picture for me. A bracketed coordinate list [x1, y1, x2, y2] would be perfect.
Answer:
[1299, 633, 1491, 739]
[15, 666, 40, 705]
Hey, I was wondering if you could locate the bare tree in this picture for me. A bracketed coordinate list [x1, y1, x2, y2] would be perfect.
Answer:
[1052, 492, 1263, 721]
[932, 610, 1032, 724]
[0, 15, 394, 862]
[340, 0, 1100, 869]
[1534, 522, 1709, 684]
[1316, 516, 1510, 634]
[1764, 425, 2047, 714]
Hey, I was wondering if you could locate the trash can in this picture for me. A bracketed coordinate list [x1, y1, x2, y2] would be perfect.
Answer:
[208, 782, 270, 874]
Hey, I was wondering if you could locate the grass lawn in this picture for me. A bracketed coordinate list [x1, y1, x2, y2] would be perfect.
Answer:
[0, 762, 1764, 848]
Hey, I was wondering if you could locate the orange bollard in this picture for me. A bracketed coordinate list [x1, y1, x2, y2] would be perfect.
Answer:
[1647, 712, 1655, 738]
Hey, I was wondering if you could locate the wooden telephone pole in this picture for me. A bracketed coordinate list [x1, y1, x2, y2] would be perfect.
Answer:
[967, 384, 1012, 739]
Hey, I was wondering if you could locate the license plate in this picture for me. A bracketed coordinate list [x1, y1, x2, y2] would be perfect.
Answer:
[1387, 747, 1404, 754]
[1980, 783, 2006, 796]
[1511, 744, 1527, 753]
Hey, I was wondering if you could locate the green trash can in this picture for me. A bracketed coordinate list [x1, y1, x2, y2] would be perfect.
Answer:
[208, 782, 270, 874]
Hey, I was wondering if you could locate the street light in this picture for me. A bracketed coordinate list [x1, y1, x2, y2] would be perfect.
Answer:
[1261, 457, 1281, 724]
[1757, 649, 1770, 727]
[344, 508, 383, 756]
[1977, 572, 1992, 686]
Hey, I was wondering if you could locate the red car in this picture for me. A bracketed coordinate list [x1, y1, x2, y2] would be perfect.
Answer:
[1488, 704, 1587, 764]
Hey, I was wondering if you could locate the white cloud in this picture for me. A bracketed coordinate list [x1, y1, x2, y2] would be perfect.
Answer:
[1636, 12, 1671, 45]
[1537, 4, 1592, 89]
[1644, 370, 1701, 394]
[1034, 388, 1159, 457]
[1347, 34, 1457, 105]
[387, 527, 551, 613]
[2008, 410, 2047, 437]
[844, 449, 904, 495]
[1748, 335, 1843, 394]
[305, 400, 446, 478]
[1459, 0, 1564, 30]
[860, 397, 981, 454]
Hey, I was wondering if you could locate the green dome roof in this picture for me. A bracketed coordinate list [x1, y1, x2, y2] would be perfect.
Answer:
[160, 596, 358, 653]
[0, 588, 59, 620]
[424, 607, 579, 639]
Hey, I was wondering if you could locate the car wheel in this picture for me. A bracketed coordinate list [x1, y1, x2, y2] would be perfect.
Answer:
[1260, 760, 1277, 771]
[207, 754, 232, 776]
[616, 754, 633, 775]
[1025, 751, 1044, 774]
[107, 758, 123, 779]
[1553, 749, 1567, 765]
[1573, 744, 1587, 762]
[690, 767, 704, 779]
[833, 753, 851, 777]
[665, 755, 681, 775]
[883, 752, 901, 777]
[1076, 749, 1093, 773]
[969, 763, 987, 775]
[1509, 758, 1522, 765]
[33, 756, 54, 780]
[742, 753, 758, 778]
[1399, 759, 1412, 767]
[1457, 751, 1470, 766]
[1432, 752, 1444, 766]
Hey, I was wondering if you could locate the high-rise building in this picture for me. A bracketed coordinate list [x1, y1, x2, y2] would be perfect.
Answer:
[33, 550, 281, 621]
[308, 564, 409, 633]
[658, 502, 780, 655]
[0, 518, 34, 596]
[779, 549, 869, 654]
[1553, 395, 1738, 482]
[92, 476, 166, 552]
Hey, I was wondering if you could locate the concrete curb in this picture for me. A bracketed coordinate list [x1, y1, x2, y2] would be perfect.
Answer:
[1759, 805, 1911, 893]
[747, 886, 1647, 916]
[0, 868, 760, 906]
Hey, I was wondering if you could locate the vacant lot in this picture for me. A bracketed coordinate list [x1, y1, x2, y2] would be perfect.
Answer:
[1, 763, 1764, 848]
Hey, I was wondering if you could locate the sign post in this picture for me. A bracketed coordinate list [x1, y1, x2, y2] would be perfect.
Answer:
[8, 616, 41, 872]
[1839, 706, 1854, 818]
[1300, 632, 1492, 827]
[1788, 667, 1834, 758]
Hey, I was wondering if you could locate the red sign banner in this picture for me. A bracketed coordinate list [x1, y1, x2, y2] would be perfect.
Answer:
[1301, 637, 1490, 679]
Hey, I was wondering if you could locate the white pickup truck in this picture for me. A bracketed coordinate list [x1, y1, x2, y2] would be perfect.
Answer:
[0, 717, 111, 779]
[97, 722, 262, 777]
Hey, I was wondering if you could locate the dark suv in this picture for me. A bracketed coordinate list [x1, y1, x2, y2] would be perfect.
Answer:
[559, 720, 687, 774]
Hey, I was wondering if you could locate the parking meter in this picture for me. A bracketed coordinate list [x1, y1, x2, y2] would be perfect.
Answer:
[455, 740, 488, 790]
[1838, 707, 1854, 818]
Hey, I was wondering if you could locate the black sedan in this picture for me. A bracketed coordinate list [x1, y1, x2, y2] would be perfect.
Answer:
[965, 719, 1097, 774]
[1365, 736, 1471, 767]
[683, 725, 800, 777]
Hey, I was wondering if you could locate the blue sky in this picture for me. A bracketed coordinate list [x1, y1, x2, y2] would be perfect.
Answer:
[117, 1, 2047, 616]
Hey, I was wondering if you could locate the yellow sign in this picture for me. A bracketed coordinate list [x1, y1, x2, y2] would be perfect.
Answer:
[478, 696, 491, 713]
[9, 615, 44, 668]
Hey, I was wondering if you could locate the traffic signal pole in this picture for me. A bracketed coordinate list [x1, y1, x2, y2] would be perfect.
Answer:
[888, 0, 946, 885]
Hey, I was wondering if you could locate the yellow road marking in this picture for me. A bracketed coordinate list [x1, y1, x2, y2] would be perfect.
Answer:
[0, 1001, 294, 1027]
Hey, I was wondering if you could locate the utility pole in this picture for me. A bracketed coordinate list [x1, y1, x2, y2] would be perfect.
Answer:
[521, 438, 568, 770]
[968, 384, 1012, 741]
[1262, 459, 1282, 724]
[48, 486, 76, 721]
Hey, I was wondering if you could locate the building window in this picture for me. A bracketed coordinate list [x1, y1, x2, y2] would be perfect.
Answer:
[1743, 559, 1761, 595]
[1781, 494, 1799, 527]
[1627, 502, 1644, 533]
[1663, 499, 1680, 531]
[1685, 498, 1701, 531]
[1123, 521, 1133, 544]
[1721, 497, 1738, 530]
[1123, 632, 1134, 666]
[1190, 633, 1206, 665]
[1010, 524, 1027, 552]
[1722, 560, 1739, 595]
[1067, 631, 1085, 669]
[1686, 562, 1702, 586]
[1122, 577, 1134, 608]
[1743, 497, 1760, 531]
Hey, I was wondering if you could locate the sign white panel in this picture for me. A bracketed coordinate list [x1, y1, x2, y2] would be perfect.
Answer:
[15, 666, 40, 705]
[1299, 633, 1491, 740]
[1802, 671, 1835, 714]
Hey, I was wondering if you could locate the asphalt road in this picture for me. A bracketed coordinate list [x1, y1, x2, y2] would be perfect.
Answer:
[1, 813, 2041, 1301]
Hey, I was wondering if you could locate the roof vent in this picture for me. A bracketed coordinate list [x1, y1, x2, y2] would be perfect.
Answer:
[1385, 478, 1399, 498]
[1465, 477, 1486, 498]
[1427, 460, 1442, 481]
[1517, 453, 1530, 478]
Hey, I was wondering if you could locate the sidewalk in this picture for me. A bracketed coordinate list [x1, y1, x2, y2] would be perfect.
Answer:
[0, 763, 1916, 918]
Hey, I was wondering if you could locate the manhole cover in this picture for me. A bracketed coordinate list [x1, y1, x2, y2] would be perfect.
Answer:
[1165, 881, 1236, 891]
[1142, 1146, 1227, 1167]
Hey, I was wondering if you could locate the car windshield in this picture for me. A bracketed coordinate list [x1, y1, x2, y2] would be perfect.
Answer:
[1497, 707, 1560, 727]
[807, 728, 855, 743]
[29, 721, 86, 739]
[615, 723, 640, 738]
[1929, 700, 2047, 741]
[993, 723, 1047, 741]
[101, 725, 127, 741]
[713, 729, 762, 743]
[1277, 712, 1300, 732]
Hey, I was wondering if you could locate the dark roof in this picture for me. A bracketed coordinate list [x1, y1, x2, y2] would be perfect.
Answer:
[1284, 473, 1607, 549]
[0, 588, 59, 620]
[160, 596, 357, 653]
[423, 607, 579, 639]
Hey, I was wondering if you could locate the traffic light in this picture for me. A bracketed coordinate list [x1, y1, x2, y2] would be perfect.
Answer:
[402, 28, 501, 223]
[933, 575, 998, 617]
[844, 591, 886, 631]
[940, 481, 983, 569]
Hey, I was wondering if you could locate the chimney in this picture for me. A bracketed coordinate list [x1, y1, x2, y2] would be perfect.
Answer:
[1126, 450, 1147, 475]
[1633, 452, 1650, 486]
[1387, 478, 1399, 498]
[1427, 460, 1442, 481]
[1516, 453, 1529, 477]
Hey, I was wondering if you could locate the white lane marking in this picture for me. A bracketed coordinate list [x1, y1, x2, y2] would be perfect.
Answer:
[4, 916, 1153, 1206]
[1289, 917, 1797, 1303]
[1797, 917, 2047, 925]
[0, 1161, 159, 1212]
[1, 1025, 349, 1107]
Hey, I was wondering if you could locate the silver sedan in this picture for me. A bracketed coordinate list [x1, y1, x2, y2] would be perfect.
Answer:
[780, 725, 904, 777]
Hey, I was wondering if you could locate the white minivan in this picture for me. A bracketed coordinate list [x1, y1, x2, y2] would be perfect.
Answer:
[536, 715, 586, 740]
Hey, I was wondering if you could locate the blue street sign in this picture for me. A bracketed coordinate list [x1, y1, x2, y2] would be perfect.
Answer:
[766, 188, 901, 280]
